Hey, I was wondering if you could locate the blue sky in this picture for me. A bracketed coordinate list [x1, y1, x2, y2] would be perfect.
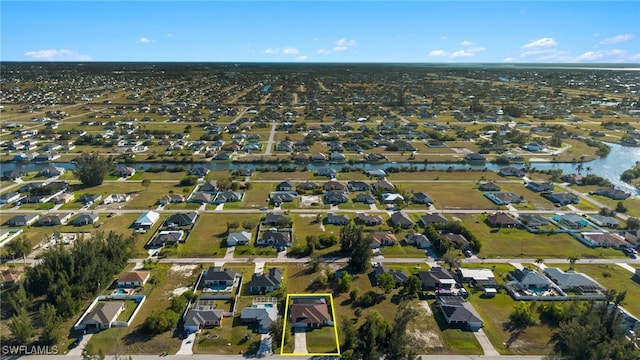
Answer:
[2, 1, 639, 63]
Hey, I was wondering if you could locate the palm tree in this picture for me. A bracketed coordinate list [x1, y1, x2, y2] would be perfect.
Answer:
[575, 163, 584, 175]
[567, 255, 579, 270]
[585, 166, 592, 175]
[535, 258, 544, 268]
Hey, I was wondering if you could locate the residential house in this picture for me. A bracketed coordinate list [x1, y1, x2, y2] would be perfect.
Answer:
[290, 297, 331, 328]
[372, 179, 396, 192]
[365, 153, 386, 162]
[552, 213, 588, 229]
[525, 142, 545, 152]
[258, 230, 293, 248]
[405, 233, 431, 249]
[78, 193, 101, 206]
[200, 180, 218, 193]
[297, 181, 319, 191]
[486, 213, 521, 228]
[324, 191, 349, 205]
[526, 181, 554, 192]
[72, 213, 99, 226]
[117, 271, 150, 288]
[464, 153, 486, 163]
[499, 167, 525, 177]
[381, 193, 404, 204]
[158, 193, 185, 205]
[594, 187, 631, 200]
[276, 181, 294, 192]
[316, 167, 338, 178]
[166, 211, 198, 227]
[478, 182, 501, 192]
[213, 191, 242, 204]
[263, 212, 290, 227]
[0, 192, 22, 204]
[189, 193, 212, 204]
[347, 181, 371, 192]
[0, 266, 25, 287]
[226, 231, 252, 246]
[582, 232, 628, 249]
[269, 192, 296, 205]
[133, 211, 160, 229]
[443, 233, 470, 249]
[331, 152, 346, 162]
[518, 214, 550, 228]
[325, 213, 350, 225]
[184, 308, 225, 333]
[38, 164, 65, 177]
[249, 268, 283, 294]
[357, 213, 383, 226]
[241, 299, 279, 333]
[367, 169, 387, 178]
[436, 296, 483, 331]
[79, 302, 125, 330]
[52, 193, 74, 205]
[115, 166, 136, 178]
[37, 213, 72, 226]
[369, 231, 398, 248]
[547, 192, 579, 205]
[543, 268, 604, 294]
[372, 265, 410, 287]
[149, 230, 184, 247]
[457, 268, 499, 290]
[203, 267, 237, 288]
[103, 193, 130, 205]
[390, 211, 414, 229]
[354, 193, 376, 204]
[3, 170, 26, 181]
[6, 214, 39, 226]
[310, 153, 327, 162]
[588, 215, 620, 228]
[190, 167, 210, 177]
[562, 173, 584, 185]
[419, 213, 448, 227]
[412, 192, 433, 205]
[323, 180, 346, 192]
[507, 268, 552, 290]
[418, 267, 457, 290]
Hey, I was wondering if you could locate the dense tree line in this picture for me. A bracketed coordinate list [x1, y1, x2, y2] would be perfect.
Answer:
[24, 232, 133, 318]
[424, 222, 481, 255]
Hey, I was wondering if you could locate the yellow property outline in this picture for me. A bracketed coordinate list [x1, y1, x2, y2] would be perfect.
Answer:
[280, 293, 341, 356]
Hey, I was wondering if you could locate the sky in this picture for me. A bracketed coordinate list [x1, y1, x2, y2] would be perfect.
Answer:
[2, 1, 639, 63]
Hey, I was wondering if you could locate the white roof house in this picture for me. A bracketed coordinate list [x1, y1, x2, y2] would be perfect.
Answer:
[134, 211, 160, 229]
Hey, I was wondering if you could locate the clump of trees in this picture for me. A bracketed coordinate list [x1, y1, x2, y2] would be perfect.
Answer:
[73, 153, 112, 187]
[143, 291, 193, 335]
[340, 222, 372, 273]
[424, 222, 481, 255]
[6, 232, 133, 345]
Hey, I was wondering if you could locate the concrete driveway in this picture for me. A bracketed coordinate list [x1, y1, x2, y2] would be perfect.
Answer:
[292, 327, 307, 354]
[66, 333, 93, 356]
[176, 332, 196, 355]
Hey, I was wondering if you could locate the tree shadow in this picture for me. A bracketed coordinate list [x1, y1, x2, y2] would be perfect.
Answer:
[501, 320, 527, 348]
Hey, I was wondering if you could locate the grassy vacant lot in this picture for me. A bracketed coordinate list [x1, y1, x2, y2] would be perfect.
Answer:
[455, 214, 622, 259]
[423, 183, 496, 210]
[252, 171, 312, 181]
[87, 264, 198, 354]
[240, 182, 272, 209]
[573, 264, 640, 318]
[175, 213, 240, 257]
[468, 292, 554, 355]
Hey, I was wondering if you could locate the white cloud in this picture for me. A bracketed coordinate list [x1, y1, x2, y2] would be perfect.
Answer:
[450, 50, 474, 58]
[521, 37, 558, 49]
[317, 49, 330, 55]
[600, 33, 635, 45]
[468, 46, 485, 53]
[295, 55, 308, 61]
[428, 50, 448, 57]
[440, 36, 448, 41]
[502, 57, 517, 62]
[461, 40, 473, 46]
[137, 37, 155, 44]
[575, 49, 628, 61]
[332, 46, 348, 52]
[335, 38, 357, 47]
[282, 47, 299, 55]
[24, 49, 92, 61]
[264, 48, 279, 54]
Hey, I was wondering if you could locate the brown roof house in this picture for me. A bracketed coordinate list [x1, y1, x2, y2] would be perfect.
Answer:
[290, 297, 332, 328]
[117, 271, 150, 288]
[486, 213, 521, 228]
[369, 231, 398, 249]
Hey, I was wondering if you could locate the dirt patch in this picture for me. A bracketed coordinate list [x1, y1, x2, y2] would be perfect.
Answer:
[300, 195, 322, 207]
[172, 286, 191, 297]
[419, 300, 433, 316]
[409, 301, 444, 351]
[170, 264, 198, 276]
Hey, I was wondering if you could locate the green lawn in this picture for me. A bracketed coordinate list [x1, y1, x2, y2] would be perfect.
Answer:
[240, 182, 272, 209]
[176, 213, 234, 257]
[573, 264, 640, 318]
[305, 326, 339, 354]
[456, 214, 622, 259]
